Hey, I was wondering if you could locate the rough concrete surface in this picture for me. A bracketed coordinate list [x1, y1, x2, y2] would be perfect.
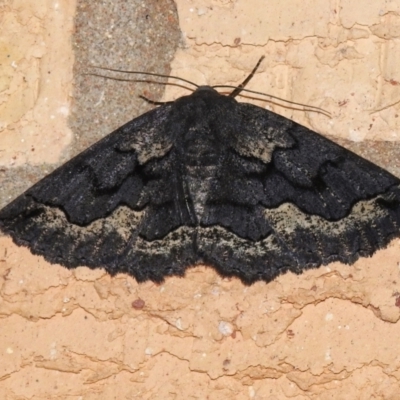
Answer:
[1, 0, 400, 398]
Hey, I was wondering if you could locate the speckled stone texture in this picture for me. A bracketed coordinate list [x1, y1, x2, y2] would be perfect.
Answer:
[0, 0, 181, 208]
[1, 1, 400, 399]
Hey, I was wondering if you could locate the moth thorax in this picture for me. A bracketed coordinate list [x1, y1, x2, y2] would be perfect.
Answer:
[183, 129, 221, 167]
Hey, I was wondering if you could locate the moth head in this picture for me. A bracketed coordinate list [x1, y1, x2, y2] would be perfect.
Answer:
[196, 86, 219, 93]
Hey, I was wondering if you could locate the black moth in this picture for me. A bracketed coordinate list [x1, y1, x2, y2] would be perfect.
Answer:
[1, 58, 400, 284]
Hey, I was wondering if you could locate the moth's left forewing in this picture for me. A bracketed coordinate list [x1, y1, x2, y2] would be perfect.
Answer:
[199, 101, 400, 283]
[260, 114, 400, 268]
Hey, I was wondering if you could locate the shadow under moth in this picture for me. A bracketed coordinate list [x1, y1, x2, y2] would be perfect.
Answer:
[1, 58, 400, 284]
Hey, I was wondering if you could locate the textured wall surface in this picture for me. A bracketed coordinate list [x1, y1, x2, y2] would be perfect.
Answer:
[1, 0, 400, 399]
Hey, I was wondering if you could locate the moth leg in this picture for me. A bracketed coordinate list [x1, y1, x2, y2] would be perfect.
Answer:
[229, 56, 265, 98]
[139, 94, 173, 106]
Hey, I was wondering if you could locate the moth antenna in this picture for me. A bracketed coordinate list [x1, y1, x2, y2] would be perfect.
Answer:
[88, 66, 200, 89]
[213, 84, 331, 118]
[87, 64, 330, 117]
[228, 56, 266, 98]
